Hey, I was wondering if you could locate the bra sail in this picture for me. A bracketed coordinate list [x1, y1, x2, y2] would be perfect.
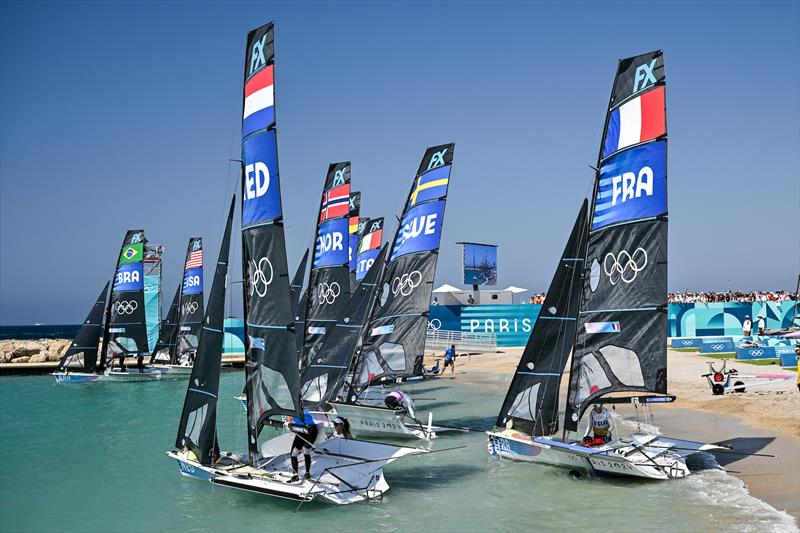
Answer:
[177, 237, 205, 362]
[495, 201, 588, 436]
[301, 163, 353, 371]
[176, 197, 235, 464]
[240, 22, 302, 458]
[355, 144, 454, 388]
[565, 51, 668, 431]
[58, 282, 109, 372]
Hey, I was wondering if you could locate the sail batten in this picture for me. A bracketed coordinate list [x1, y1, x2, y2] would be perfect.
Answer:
[564, 50, 668, 431]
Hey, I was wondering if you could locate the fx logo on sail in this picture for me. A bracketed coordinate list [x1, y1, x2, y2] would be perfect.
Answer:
[333, 169, 347, 186]
[427, 149, 447, 171]
[250, 35, 267, 75]
[633, 59, 657, 94]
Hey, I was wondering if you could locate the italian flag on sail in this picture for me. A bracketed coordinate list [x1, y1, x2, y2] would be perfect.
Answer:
[358, 229, 382, 253]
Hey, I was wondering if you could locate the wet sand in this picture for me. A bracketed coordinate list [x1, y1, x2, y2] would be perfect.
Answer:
[426, 347, 800, 519]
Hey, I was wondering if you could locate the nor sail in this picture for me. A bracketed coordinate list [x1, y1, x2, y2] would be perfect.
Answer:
[301, 163, 353, 370]
[354, 144, 454, 387]
[176, 197, 235, 464]
[564, 50, 668, 430]
[240, 22, 303, 459]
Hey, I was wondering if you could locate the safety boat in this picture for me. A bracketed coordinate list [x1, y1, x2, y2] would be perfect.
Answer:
[487, 51, 726, 480]
[53, 230, 163, 383]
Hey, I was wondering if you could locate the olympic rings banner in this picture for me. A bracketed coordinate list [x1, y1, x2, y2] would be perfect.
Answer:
[669, 301, 798, 337]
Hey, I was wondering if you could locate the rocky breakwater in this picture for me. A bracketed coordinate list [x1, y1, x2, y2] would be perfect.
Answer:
[0, 339, 70, 364]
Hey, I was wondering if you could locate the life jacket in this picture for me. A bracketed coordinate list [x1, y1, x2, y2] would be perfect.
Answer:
[590, 409, 610, 436]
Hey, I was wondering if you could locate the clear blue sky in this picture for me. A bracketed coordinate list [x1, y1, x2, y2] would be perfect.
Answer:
[1, 1, 798, 325]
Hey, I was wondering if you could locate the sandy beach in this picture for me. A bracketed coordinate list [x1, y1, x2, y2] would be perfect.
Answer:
[428, 347, 800, 519]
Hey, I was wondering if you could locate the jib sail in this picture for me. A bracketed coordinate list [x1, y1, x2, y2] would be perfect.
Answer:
[176, 197, 235, 464]
[104, 230, 150, 362]
[355, 217, 383, 282]
[150, 286, 180, 364]
[177, 237, 205, 362]
[143, 248, 163, 354]
[301, 163, 353, 370]
[240, 22, 302, 459]
[58, 282, 109, 372]
[495, 201, 588, 436]
[565, 51, 668, 431]
[354, 144, 454, 388]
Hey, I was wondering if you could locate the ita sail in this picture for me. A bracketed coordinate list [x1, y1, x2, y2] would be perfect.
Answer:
[301, 163, 353, 371]
[354, 145, 454, 388]
[174, 197, 235, 465]
[348, 191, 361, 290]
[355, 217, 383, 282]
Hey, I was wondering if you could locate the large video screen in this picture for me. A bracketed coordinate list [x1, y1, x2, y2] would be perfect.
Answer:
[462, 243, 497, 286]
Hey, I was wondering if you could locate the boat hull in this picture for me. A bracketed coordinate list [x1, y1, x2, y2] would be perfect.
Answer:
[52, 372, 100, 383]
[151, 364, 193, 379]
[329, 402, 435, 439]
[52, 369, 161, 383]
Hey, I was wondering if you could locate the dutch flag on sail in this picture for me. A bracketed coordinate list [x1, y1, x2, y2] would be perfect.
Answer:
[602, 86, 665, 159]
[243, 65, 275, 138]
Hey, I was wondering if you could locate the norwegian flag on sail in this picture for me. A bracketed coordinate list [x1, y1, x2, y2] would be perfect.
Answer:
[319, 184, 350, 222]
[185, 250, 203, 270]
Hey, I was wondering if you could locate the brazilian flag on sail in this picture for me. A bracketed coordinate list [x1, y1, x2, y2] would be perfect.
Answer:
[119, 243, 143, 265]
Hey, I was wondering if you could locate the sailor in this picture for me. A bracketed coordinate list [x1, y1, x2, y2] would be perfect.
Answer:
[743, 315, 752, 337]
[289, 410, 319, 482]
[384, 390, 417, 421]
[583, 403, 614, 444]
[757, 316, 766, 336]
[331, 417, 353, 439]
[440, 344, 457, 376]
[136, 354, 145, 373]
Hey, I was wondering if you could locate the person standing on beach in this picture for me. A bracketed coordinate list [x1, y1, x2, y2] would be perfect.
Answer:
[743, 315, 752, 337]
[757, 316, 765, 336]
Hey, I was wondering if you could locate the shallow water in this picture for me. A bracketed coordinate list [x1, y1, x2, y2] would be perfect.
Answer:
[1, 372, 796, 533]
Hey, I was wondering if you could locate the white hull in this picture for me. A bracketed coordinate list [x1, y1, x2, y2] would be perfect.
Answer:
[53, 369, 161, 383]
[151, 364, 193, 379]
[330, 402, 439, 440]
[169, 434, 427, 505]
[486, 430, 723, 480]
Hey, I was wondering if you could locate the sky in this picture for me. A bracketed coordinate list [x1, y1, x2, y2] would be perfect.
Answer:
[1, 1, 798, 325]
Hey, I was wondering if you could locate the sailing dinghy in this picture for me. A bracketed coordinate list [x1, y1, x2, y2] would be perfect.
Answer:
[487, 51, 725, 480]
[152, 237, 204, 378]
[329, 144, 456, 439]
[171, 23, 429, 505]
[54, 230, 163, 382]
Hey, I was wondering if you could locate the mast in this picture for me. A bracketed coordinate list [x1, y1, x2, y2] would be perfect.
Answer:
[301, 244, 388, 409]
[239, 22, 301, 462]
[105, 230, 150, 363]
[58, 282, 110, 372]
[175, 196, 235, 464]
[290, 249, 310, 364]
[348, 191, 361, 291]
[564, 51, 668, 431]
[353, 144, 454, 389]
[176, 237, 205, 363]
[355, 217, 384, 281]
[300, 163, 353, 372]
[494, 201, 588, 435]
[149, 285, 180, 364]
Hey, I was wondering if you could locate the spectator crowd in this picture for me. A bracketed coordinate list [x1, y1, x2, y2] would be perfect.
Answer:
[668, 290, 798, 303]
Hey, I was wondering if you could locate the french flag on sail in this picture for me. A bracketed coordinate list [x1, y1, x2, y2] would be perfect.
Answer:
[242, 65, 275, 138]
[602, 86, 665, 159]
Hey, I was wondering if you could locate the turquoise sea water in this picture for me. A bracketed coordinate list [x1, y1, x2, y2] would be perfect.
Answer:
[1, 371, 796, 533]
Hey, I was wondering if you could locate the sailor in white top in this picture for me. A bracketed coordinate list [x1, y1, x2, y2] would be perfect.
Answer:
[743, 315, 752, 336]
[584, 404, 615, 443]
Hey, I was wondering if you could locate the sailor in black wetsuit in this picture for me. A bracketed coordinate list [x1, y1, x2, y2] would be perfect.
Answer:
[290, 410, 319, 482]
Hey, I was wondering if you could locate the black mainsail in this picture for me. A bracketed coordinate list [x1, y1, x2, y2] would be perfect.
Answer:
[348, 191, 361, 291]
[176, 238, 205, 361]
[354, 145, 454, 388]
[564, 51, 668, 431]
[176, 196, 235, 464]
[104, 230, 150, 363]
[240, 22, 302, 459]
[301, 163, 353, 370]
[301, 245, 388, 409]
[57, 282, 109, 372]
[495, 201, 588, 435]
[150, 286, 180, 364]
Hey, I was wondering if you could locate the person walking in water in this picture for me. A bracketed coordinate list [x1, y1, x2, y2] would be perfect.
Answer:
[742, 315, 753, 337]
[440, 344, 457, 376]
[583, 403, 615, 444]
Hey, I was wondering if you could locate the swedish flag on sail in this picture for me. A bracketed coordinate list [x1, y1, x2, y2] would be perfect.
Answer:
[407, 165, 451, 209]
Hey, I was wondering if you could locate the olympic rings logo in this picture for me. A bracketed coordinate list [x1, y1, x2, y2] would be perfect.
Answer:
[603, 248, 648, 285]
[681, 340, 693, 346]
[250, 257, 274, 298]
[318, 282, 341, 305]
[427, 319, 442, 331]
[750, 349, 764, 356]
[182, 301, 199, 315]
[115, 300, 138, 315]
[710, 344, 725, 351]
[391, 270, 422, 296]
